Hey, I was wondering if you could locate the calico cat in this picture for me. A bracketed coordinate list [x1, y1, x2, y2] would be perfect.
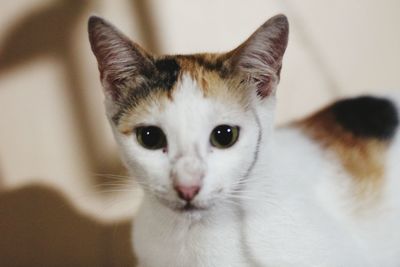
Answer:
[88, 14, 400, 267]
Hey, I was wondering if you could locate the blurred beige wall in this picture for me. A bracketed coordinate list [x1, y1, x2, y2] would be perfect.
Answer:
[0, 0, 399, 265]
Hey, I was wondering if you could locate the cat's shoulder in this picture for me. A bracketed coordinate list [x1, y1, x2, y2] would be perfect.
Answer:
[295, 96, 399, 192]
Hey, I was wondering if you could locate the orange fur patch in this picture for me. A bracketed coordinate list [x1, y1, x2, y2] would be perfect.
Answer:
[297, 106, 389, 198]
[117, 89, 173, 135]
[175, 54, 250, 106]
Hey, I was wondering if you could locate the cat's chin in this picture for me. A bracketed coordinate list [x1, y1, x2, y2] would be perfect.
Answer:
[169, 203, 212, 222]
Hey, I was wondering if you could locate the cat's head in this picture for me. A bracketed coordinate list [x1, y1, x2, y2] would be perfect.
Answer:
[88, 15, 288, 214]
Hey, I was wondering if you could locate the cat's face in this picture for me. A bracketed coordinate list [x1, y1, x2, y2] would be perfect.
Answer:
[113, 71, 261, 212]
[88, 15, 288, 213]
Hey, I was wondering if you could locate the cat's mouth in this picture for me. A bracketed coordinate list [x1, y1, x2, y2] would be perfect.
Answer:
[156, 195, 210, 213]
[176, 202, 207, 212]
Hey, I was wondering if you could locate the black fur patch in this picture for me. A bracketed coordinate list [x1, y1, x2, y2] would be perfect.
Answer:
[112, 57, 180, 123]
[332, 96, 399, 140]
[153, 57, 181, 89]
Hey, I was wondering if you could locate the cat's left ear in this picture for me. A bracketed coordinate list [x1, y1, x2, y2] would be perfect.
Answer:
[228, 14, 289, 98]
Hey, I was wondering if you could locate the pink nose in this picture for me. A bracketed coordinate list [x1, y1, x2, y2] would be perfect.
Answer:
[174, 185, 200, 201]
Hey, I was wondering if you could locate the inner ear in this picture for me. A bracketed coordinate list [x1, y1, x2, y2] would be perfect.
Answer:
[88, 16, 154, 100]
[228, 14, 289, 98]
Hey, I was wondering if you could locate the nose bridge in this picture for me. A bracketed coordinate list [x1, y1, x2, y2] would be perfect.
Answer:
[171, 154, 205, 186]
[166, 93, 208, 185]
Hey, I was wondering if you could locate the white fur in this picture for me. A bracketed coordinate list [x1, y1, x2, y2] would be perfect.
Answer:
[108, 76, 400, 266]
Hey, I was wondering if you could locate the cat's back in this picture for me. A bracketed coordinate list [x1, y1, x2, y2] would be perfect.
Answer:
[248, 95, 400, 266]
[291, 95, 400, 265]
[297, 95, 399, 188]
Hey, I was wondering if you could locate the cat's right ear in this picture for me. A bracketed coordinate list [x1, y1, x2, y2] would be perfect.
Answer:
[227, 14, 289, 99]
[88, 16, 153, 100]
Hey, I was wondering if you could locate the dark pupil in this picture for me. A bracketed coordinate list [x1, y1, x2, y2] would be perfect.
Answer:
[140, 127, 163, 148]
[214, 125, 233, 146]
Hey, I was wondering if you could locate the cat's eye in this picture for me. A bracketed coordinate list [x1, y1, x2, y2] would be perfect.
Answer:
[136, 126, 167, 150]
[210, 125, 239, 149]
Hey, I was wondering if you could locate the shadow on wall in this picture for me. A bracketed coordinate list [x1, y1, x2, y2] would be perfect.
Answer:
[0, 0, 89, 73]
[0, 184, 136, 266]
[0, 1, 162, 264]
[0, 0, 107, 180]
[0, 0, 160, 186]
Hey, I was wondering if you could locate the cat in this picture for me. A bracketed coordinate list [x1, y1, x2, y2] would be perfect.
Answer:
[88, 14, 400, 267]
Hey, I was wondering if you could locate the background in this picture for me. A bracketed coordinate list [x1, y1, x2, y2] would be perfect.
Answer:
[0, 0, 399, 266]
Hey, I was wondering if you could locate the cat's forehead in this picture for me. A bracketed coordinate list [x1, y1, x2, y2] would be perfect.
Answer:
[175, 54, 244, 100]
[115, 54, 249, 133]
[175, 53, 230, 79]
